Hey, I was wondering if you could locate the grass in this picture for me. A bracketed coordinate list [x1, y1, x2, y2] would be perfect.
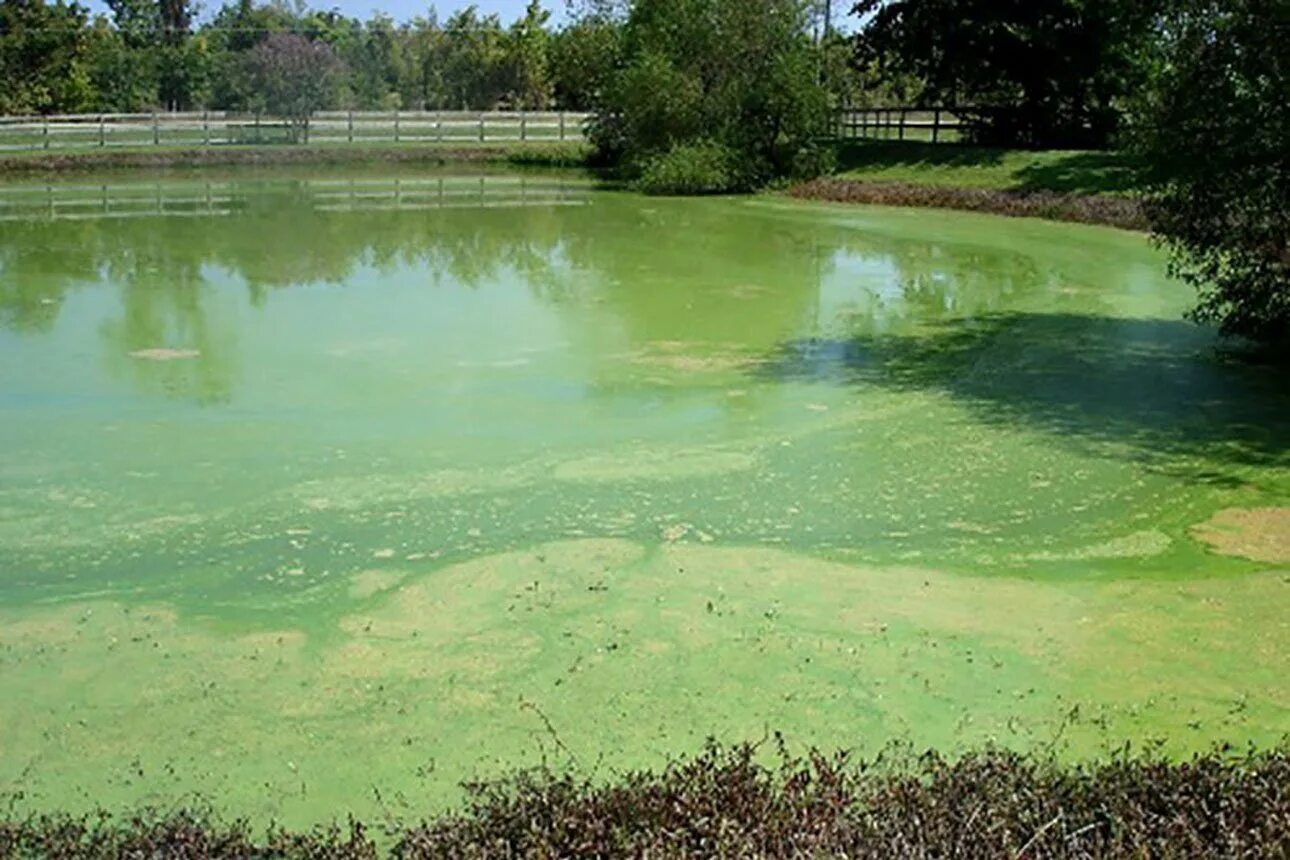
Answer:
[2, 743, 1286, 858]
[833, 141, 1145, 196]
[0, 140, 594, 174]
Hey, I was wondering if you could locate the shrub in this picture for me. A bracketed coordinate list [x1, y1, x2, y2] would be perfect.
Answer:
[633, 140, 742, 195]
[1135, 0, 1290, 344]
[1, 743, 1287, 858]
[588, 0, 830, 194]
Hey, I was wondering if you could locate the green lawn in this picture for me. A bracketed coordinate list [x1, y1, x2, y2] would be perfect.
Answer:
[833, 141, 1145, 196]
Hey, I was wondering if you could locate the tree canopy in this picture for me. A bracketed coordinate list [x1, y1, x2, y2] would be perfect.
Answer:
[0, 0, 624, 114]
[852, 0, 1169, 148]
[590, 0, 830, 192]
[1135, 0, 1290, 343]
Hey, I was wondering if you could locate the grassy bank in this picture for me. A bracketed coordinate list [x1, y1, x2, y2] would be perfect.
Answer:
[0, 141, 593, 175]
[832, 142, 1145, 196]
[789, 142, 1149, 230]
[2, 744, 1286, 858]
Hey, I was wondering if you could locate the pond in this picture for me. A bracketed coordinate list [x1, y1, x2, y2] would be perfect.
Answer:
[1, 168, 1287, 825]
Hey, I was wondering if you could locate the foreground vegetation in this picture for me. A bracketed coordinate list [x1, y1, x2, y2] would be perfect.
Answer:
[2, 743, 1287, 858]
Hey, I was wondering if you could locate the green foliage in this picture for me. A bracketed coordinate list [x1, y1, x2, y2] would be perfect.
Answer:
[854, 0, 1169, 149]
[0, 0, 94, 114]
[242, 33, 343, 133]
[0, 0, 601, 115]
[634, 140, 740, 194]
[590, 0, 830, 192]
[550, 14, 621, 111]
[1135, 0, 1290, 344]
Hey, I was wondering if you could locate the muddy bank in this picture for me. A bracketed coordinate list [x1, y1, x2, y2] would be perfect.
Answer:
[0, 144, 587, 175]
[789, 177, 1148, 230]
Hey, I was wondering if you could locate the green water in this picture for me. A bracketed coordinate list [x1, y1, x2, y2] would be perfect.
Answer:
[1, 168, 1287, 825]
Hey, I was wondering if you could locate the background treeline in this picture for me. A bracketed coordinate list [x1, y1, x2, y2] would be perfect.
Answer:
[0, 0, 613, 115]
[0, 0, 872, 116]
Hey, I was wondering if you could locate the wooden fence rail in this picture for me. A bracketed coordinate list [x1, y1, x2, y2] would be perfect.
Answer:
[831, 107, 968, 144]
[0, 110, 593, 153]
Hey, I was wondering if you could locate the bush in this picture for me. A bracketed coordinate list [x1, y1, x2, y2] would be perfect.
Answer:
[2, 743, 1287, 858]
[588, 0, 830, 194]
[1135, 0, 1290, 344]
[633, 141, 742, 195]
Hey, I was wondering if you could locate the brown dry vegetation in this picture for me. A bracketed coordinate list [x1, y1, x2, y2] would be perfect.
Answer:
[3, 743, 1287, 859]
[789, 178, 1148, 231]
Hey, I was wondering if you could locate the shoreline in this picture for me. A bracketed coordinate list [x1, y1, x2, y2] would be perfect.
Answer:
[0, 142, 590, 175]
[788, 176, 1148, 231]
[0, 143, 1149, 232]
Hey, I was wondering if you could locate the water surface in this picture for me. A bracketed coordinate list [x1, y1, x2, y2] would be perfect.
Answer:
[1, 169, 1287, 824]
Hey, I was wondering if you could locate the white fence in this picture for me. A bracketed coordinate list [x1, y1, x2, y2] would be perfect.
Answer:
[0, 110, 593, 153]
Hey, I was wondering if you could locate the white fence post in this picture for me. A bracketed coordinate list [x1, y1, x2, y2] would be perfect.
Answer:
[3, 110, 597, 152]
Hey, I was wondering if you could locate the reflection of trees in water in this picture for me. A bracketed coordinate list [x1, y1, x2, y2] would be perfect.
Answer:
[757, 313, 1290, 474]
[0, 178, 1150, 404]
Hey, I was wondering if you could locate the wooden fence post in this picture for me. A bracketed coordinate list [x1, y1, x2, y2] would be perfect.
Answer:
[393, 110, 400, 143]
[559, 111, 565, 141]
[203, 110, 210, 146]
[479, 113, 485, 142]
[348, 110, 354, 144]
[99, 114, 105, 147]
[153, 111, 159, 145]
[436, 114, 443, 143]
[932, 108, 941, 143]
[520, 110, 527, 141]
[43, 116, 49, 150]
[898, 109, 906, 141]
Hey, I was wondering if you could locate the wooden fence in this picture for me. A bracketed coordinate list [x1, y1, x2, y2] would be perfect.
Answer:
[831, 107, 968, 144]
[0, 110, 594, 153]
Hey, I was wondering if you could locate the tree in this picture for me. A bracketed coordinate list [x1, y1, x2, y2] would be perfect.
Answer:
[1135, 0, 1290, 343]
[439, 7, 508, 109]
[503, 0, 553, 109]
[853, 0, 1169, 148]
[550, 5, 621, 111]
[243, 33, 343, 138]
[591, 0, 829, 192]
[0, 0, 95, 114]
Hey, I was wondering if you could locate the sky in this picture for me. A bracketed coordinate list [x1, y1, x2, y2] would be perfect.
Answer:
[80, 0, 576, 25]
[82, 0, 857, 31]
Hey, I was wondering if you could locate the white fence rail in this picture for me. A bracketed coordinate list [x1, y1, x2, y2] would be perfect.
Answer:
[0, 110, 593, 153]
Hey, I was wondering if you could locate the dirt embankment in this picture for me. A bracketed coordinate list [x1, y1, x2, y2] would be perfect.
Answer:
[789, 177, 1148, 231]
[0, 145, 528, 175]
